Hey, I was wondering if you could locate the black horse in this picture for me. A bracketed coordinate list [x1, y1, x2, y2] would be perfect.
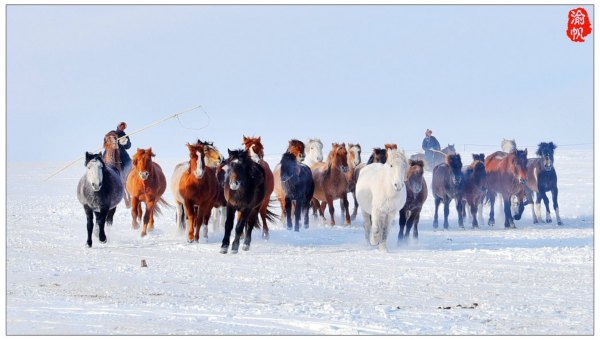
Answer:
[77, 152, 124, 247]
[432, 154, 464, 229]
[461, 154, 487, 228]
[367, 148, 387, 164]
[398, 160, 427, 242]
[524, 142, 562, 225]
[280, 152, 315, 231]
[221, 149, 277, 254]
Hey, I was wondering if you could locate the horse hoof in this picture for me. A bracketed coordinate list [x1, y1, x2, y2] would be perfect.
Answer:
[242, 244, 250, 251]
[262, 233, 269, 240]
[86, 241, 92, 248]
[99, 237, 107, 244]
[287, 226, 292, 230]
[294, 228, 299, 232]
[557, 221, 563, 226]
[231, 249, 238, 254]
[220, 247, 228, 254]
[546, 219, 552, 223]
[304, 224, 309, 229]
[141, 232, 147, 238]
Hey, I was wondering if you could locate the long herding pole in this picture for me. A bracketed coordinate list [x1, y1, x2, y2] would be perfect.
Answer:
[44, 105, 203, 181]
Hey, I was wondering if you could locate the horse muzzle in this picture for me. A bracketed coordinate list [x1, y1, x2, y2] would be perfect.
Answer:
[317, 156, 323, 162]
[299, 154, 305, 162]
[194, 169, 205, 179]
[393, 183, 404, 192]
[519, 178, 526, 185]
[411, 183, 422, 194]
[139, 171, 149, 181]
[340, 166, 349, 174]
[229, 181, 240, 190]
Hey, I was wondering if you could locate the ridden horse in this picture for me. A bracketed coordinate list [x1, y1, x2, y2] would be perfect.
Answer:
[303, 138, 324, 167]
[417, 144, 457, 171]
[341, 143, 362, 220]
[220, 149, 277, 253]
[274, 139, 306, 220]
[461, 154, 487, 228]
[311, 143, 351, 225]
[356, 148, 409, 251]
[77, 152, 124, 247]
[432, 154, 464, 229]
[279, 151, 315, 231]
[398, 159, 427, 242]
[484, 149, 528, 228]
[524, 142, 562, 225]
[242, 136, 275, 240]
[502, 138, 517, 153]
[103, 131, 131, 208]
[171, 140, 223, 232]
[126, 148, 169, 237]
[175, 142, 219, 242]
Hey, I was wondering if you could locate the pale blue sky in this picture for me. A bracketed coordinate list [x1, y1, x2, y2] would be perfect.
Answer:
[7, 5, 593, 162]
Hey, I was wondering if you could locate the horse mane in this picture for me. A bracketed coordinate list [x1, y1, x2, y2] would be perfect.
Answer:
[536, 142, 556, 156]
[281, 151, 297, 164]
[242, 135, 264, 159]
[409, 159, 424, 168]
[85, 152, 105, 167]
[384, 143, 397, 151]
[446, 154, 462, 173]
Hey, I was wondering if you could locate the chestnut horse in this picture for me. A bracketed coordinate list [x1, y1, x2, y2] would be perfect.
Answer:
[126, 148, 169, 237]
[398, 159, 427, 242]
[274, 139, 306, 220]
[432, 154, 464, 229]
[175, 142, 219, 242]
[242, 136, 275, 240]
[484, 149, 528, 228]
[103, 131, 131, 208]
[221, 149, 278, 253]
[461, 153, 487, 228]
[524, 142, 562, 225]
[311, 143, 350, 226]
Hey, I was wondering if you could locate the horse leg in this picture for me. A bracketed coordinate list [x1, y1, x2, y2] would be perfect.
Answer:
[488, 192, 495, 227]
[106, 207, 116, 226]
[503, 196, 515, 228]
[260, 199, 270, 240]
[201, 207, 211, 241]
[456, 199, 464, 228]
[551, 187, 563, 225]
[184, 201, 196, 243]
[220, 205, 236, 253]
[285, 197, 293, 230]
[398, 208, 407, 244]
[130, 196, 140, 229]
[362, 211, 372, 245]
[311, 198, 320, 217]
[339, 194, 345, 215]
[497, 193, 505, 226]
[342, 195, 351, 225]
[526, 190, 538, 224]
[470, 201, 479, 228]
[326, 197, 336, 226]
[303, 198, 311, 229]
[141, 199, 156, 237]
[243, 212, 258, 251]
[294, 199, 302, 232]
[84, 205, 94, 248]
[378, 213, 390, 252]
[442, 199, 450, 229]
[433, 196, 441, 229]
[231, 212, 247, 254]
[94, 208, 109, 244]
[351, 190, 359, 221]
[477, 197, 484, 226]
[412, 211, 421, 239]
[319, 201, 327, 222]
[539, 190, 552, 223]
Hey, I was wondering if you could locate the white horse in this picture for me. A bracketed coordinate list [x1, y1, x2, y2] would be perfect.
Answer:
[356, 148, 409, 251]
[303, 138, 324, 167]
[501, 138, 517, 153]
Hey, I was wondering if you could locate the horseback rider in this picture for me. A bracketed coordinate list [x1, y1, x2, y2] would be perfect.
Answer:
[422, 129, 441, 167]
[112, 122, 132, 170]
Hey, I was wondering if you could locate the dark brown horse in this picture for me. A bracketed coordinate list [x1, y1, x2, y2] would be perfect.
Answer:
[367, 148, 387, 164]
[177, 142, 219, 242]
[461, 153, 487, 228]
[524, 142, 562, 225]
[242, 136, 275, 240]
[274, 139, 306, 220]
[103, 131, 131, 208]
[432, 154, 464, 229]
[311, 143, 350, 225]
[126, 148, 169, 237]
[484, 149, 528, 228]
[398, 159, 427, 242]
[343, 143, 362, 221]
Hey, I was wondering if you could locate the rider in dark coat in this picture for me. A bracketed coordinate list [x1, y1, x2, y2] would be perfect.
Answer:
[422, 129, 441, 167]
[114, 122, 132, 168]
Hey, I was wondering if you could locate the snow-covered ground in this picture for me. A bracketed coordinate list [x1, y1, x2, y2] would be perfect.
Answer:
[6, 148, 593, 335]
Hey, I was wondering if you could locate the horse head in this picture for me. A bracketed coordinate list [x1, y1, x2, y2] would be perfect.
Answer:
[470, 154, 487, 184]
[446, 154, 463, 186]
[501, 138, 517, 153]
[226, 148, 250, 191]
[511, 149, 528, 184]
[537, 142, 556, 171]
[187, 143, 206, 179]
[280, 151, 300, 183]
[347, 143, 362, 167]
[242, 135, 264, 163]
[368, 148, 387, 164]
[406, 159, 424, 194]
[329, 143, 349, 173]
[443, 144, 456, 155]
[197, 139, 222, 168]
[385, 149, 409, 192]
[306, 138, 324, 163]
[287, 139, 306, 162]
[85, 152, 105, 191]
[132, 148, 155, 181]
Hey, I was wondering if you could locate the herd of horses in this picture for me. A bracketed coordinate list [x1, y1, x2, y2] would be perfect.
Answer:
[77, 133, 562, 252]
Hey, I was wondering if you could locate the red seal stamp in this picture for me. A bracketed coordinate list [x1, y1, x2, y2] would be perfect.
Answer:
[566, 7, 592, 42]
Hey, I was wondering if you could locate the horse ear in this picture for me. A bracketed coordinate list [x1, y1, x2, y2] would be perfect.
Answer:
[85, 152, 92, 164]
[227, 148, 233, 156]
[480, 153, 485, 160]
[132, 156, 138, 166]
[524, 148, 528, 156]
[257, 136, 261, 142]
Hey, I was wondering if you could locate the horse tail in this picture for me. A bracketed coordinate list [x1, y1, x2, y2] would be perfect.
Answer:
[255, 198, 280, 229]
[153, 197, 174, 216]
